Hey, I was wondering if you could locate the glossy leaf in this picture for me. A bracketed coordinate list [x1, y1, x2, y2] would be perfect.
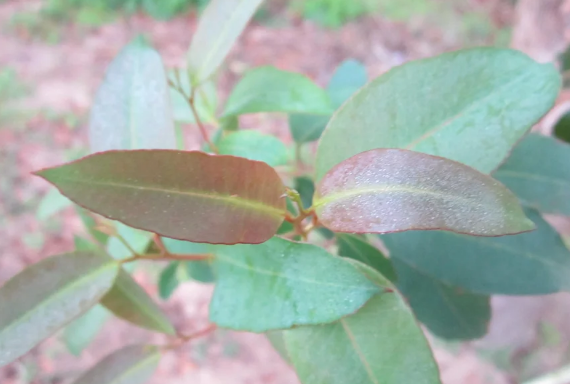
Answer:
[35, 150, 287, 245]
[163, 237, 216, 283]
[63, 305, 110, 356]
[554, 111, 570, 143]
[101, 269, 175, 334]
[283, 265, 440, 384]
[186, 0, 263, 85]
[337, 234, 397, 282]
[71, 344, 160, 384]
[382, 208, 570, 294]
[327, 59, 368, 108]
[315, 48, 561, 181]
[36, 187, 72, 221]
[0, 252, 119, 366]
[218, 130, 289, 167]
[289, 59, 367, 143]
[392, 259, 490, 340]
[169, 71, 217, 124]
[222, 66, 333, 117]
[494, 133, 570, 215]
[158, 262, 180, 300]
[89, 37, 176, 153]
[210, 237, 380, 332]
[315, 148, 534, 236]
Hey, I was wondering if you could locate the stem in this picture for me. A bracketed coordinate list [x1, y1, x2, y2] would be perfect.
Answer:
[153, 233, 167, 255]
[116, 233, 139, 257]
[120, 253, 213, 264]
[189, 86, 218, 153]
[165, 324, 218, 351]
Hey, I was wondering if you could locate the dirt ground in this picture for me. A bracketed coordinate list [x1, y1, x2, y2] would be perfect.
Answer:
[1, 1, 570, 383]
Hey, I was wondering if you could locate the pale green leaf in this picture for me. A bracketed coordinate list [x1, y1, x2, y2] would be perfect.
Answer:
[218, 130, 288, 166]
[36, 187, 72, 221]
[63, 305, 110, 356]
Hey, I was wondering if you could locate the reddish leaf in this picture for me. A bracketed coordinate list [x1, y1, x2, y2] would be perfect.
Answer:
[35, 150, 286, 244]
[314, 149, 534, 236]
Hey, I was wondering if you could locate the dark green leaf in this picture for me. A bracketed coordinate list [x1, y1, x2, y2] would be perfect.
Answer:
[89, 37, 176, 152]
[35, 150, 286, 245]
[289, 114, 329, 144]
[392, 259, 490, 340]
[222, 66, 333, 117]
[71, 344, 160, 384]
[337, 234, 397, 282]
[316, 48, 561, 181]
[327, 59, 368, 108]
[101, 269, 175, 334]
[383, 208, 570, 294]
[63, 305, 110, 356]
[294, 176, 315, 210]
[158, 262, 180, 300]
[210, 237, 380, 332]
[315, 148, 534, 236]
[184, 260, 216, 283]
[187, 0, 263, 85]
[0, 252, 119, 366]
[162, 237, 216, 283]
[283, 273, 440, 384]
[554, 111, 570, 143]
[495, 133, 570, 215]
[218, 130, 289, 166]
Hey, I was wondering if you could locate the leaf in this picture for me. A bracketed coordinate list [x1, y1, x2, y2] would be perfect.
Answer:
[101, 268, 175, 334]
[336, 234, 397, 282]
[162, 237, 216, 283]
[289, 59, 367, 144]
[266, 331, 291, 364]
[283, 273, 441, 384]
[222, 66, 333, 117]
[186, 0, 263, 85]
[63, 305, 110, 356]
[35, 150, 287, 245]
[294, 176, 315, 210]
[210, 237, 380, 332]
[392, 259, 490, 340]
[71, 344, 160, 384]
[218, 130, 289, 166]
[169, 71, 217, 124]
[74, 236, 99, 252]
[0, 252, 119, 366]
[554, 111, 570, 143]
[315, 48, 561, 181]
[315, 148, 534, 236]
[327, 59, 368, 108]
[382, 208, 570, 294]
[158, 262, 180, 300]
[89, 37, 176, 153]
[36, 187, 72, 221]
[107, 222, 152, 261]
[76, 208, 109, 245]
[494, 133, 570, 215]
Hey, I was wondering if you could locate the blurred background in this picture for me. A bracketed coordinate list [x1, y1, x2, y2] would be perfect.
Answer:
[1, 0, 570, 383]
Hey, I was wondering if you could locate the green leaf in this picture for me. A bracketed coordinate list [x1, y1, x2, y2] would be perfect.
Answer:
[218, 130, 289, 167]
[554, 111, 570, 143]
[35, 150, 286, 245]
[294, 176, 315, 210]
[289, 114, 330, 144]
[101, 269, 175, 334]
[0, 252, 119, 366]
[327, 59, 368, 108]
[337, 234, 397, 282]
[71, 344, 160, 384]
[63, 305, 110, 356]
[315, 48, 561, 181]
[392, 259, 490, 340]
[266, 331, 291, 364]
[158, 262, 179, 300]
[36, 187, 72, 221]
[382, 208, 570, 294]
[89, 37, 176, 152]
[106, 222, 152, 261]
[494, 133, 570, 215]
[162, 238, 216, 283]
[315, 148, 534, 236]
[283, 282, 440, 383]
[186, 0, 263, 85]
[169, 71, 217, 124]
[76, 208, 109, 245]
[210, 237, 380, 332]
[222, 66, 333, 117]
[74, 236, 99, 252]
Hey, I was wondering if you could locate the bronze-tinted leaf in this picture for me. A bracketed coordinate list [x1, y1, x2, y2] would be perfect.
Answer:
[314, 148, 534, 236]
[35, 150, 286, 244]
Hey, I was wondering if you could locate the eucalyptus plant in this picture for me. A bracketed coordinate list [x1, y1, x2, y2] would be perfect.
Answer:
[2, 0, 570, 383]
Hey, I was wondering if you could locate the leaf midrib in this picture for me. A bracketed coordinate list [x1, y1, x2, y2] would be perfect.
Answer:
[49, 175, 284, 218]
[340, 318, 379, 384]
[0, 263, 117, 341]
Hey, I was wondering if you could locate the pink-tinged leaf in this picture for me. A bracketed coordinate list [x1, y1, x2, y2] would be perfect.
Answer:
[34, 150, 286, 244]
[314, 149, 534, 236]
